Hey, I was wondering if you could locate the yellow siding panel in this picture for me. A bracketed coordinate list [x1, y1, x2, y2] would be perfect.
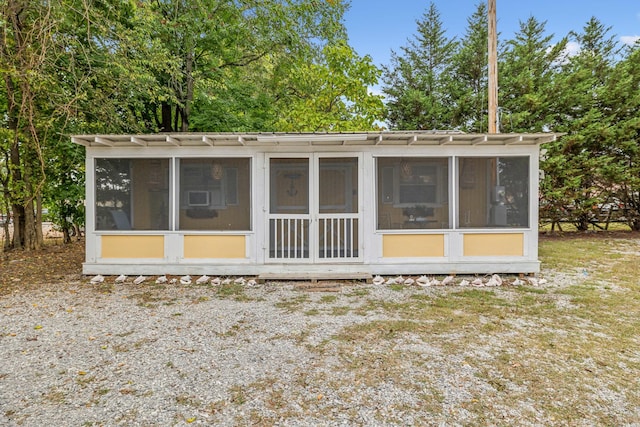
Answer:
[463, 233, 524, 256]
[101, 235, 164, 258]
[383, 234, 445, 258]
[184, 235, 246, 259]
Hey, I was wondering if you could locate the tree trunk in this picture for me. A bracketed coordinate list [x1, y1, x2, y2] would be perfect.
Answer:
[1, 179, 11, 251]
[160, 101, 173, 132]
[2, 0, 45, 251]
[11, 204, 24, 250]
[24, 196, 40, 250]
[35, 193, 43, 246]
[62, 227, 71, 244]
[181, 51, 194, 132]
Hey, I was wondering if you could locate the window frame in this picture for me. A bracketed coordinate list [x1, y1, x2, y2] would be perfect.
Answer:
[94, 157, 171, 232]
[376, 156, 451, 231]
[177, 157, 251, 232]
[456, 155, 530, 229]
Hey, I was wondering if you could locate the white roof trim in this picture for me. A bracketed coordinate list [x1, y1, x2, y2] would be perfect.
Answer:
[71, 131, 561, 148]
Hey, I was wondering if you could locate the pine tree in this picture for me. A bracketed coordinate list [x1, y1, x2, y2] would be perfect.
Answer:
[600, 45, 640, 229]
[542, 17, 620, 231]
[447, 2, 488, 132]
[381, 2, 458, 130]
[498, 16, 567, 132]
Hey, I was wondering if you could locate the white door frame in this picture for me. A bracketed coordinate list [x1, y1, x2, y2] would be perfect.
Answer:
[265, 153, 363, 263]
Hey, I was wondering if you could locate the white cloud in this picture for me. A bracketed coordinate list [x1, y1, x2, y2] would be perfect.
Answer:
[564, 41, 581, 57]
[368, 85, 387, 101]
[549, 41, 580, 65]
[621, 35, 640, 46]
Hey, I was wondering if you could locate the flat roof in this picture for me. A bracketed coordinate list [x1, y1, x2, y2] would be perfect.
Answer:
[71, 131, 559, 148]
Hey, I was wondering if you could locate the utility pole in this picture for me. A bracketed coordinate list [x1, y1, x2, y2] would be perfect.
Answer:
[488, 0, 498, 133]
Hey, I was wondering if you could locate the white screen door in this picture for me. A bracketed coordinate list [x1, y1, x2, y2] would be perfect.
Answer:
[267, 155, 361, 262]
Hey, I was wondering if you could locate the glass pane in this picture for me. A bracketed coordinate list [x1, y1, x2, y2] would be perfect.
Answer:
[458, 157, 529, 228]
[376, 157, 449, 230]
[95, 158, 170, 231]
[319, 158, 358, 214]
[179, 158, 251, 231]
[269, 158, 309, 214]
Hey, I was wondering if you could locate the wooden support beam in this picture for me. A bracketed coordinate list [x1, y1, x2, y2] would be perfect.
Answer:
[258, 272, 372, 283]
[504, 135, 523, 144]
[130, 136, 147, 146]
[472, 135, 488, 145]
[488, 0, 499, 134]
[439, 135, 454, 144]
[166, 135, 180, 146]
[94, 137, 114, 146]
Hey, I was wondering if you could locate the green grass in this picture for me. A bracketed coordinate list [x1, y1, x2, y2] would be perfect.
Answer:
[274, 294, 310, 312]
[202, 235, 640, 425]
[301, 235, 640, 425]
[215, 283, 256, 302]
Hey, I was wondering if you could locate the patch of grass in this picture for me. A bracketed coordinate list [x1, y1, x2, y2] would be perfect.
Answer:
[216, 283, 253, 302]
[93, 282, 114, 294]
[75, 374, 97, 388]
[329, 305, 351, 316]
[42, 387, 66, 404]
[112, 344, 129, 353]
[346, 287, 370, 297]
[175, 394, 201, 407]
[127, 291, 168, 308]
[274, 294, 310, 312]
[228, 385, 248, 405]
[304, 236, 640, 425]
[319, 295, 338, 304]
[205, 400, 227, 415]
[268, 326, 314, 346]
[215, 322, 245, 337]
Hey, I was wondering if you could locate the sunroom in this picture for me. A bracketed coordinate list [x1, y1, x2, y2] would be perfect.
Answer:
[72, 131, 557, 278]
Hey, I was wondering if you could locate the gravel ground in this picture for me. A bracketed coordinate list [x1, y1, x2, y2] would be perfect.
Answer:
[0, 270, 634, 426]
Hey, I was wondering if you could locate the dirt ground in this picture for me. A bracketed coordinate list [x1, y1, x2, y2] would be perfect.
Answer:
[0, 238, 85, 294]
[2, 232, 639, 426]
[1, 230, 638, 295]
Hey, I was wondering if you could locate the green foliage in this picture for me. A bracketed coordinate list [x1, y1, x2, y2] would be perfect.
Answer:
[447, 2, 489, 132]
[2, 0, 383, 247]
[273, 41, 385, 131]
[600, 45, 640, 229]
[540, 18, 621, 230]
[382, 2, 458, 130]
[498, 17, 567, 133]
[2, 0, 639, 240]
[383, 6, 639, 229]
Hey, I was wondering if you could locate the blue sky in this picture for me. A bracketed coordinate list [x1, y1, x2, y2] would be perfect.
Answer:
[344, 0, 640, 69]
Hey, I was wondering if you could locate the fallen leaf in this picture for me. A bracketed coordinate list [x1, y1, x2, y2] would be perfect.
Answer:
[34, 325, 42, 330]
